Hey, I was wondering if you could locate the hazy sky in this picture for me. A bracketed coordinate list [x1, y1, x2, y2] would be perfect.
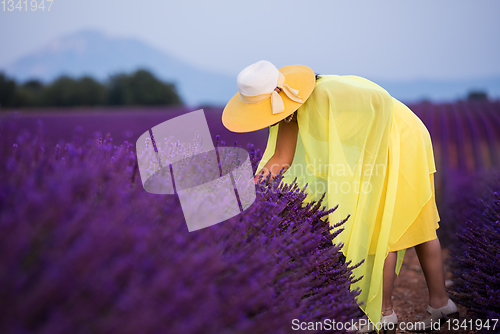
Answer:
[1, 0, 499, 81]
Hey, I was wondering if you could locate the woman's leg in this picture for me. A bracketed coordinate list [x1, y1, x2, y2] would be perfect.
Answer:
[382, 251, 398, 315]
[414, 237, 449, 310]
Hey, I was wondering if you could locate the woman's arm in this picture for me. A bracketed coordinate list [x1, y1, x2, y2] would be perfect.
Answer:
[255, 113, 299, 184]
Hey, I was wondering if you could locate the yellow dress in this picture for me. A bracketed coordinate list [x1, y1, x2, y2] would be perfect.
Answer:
[256, 75, 440, 327]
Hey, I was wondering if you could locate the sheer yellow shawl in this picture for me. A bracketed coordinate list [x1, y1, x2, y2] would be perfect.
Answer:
[256, 74, 437, 326]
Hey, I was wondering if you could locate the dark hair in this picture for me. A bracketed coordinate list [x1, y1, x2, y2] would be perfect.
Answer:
[269, 73, 320, 127]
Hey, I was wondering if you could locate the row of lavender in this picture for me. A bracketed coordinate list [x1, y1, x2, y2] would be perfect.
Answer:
[0, 117, 361, 333]
[447, 170, 500, 330]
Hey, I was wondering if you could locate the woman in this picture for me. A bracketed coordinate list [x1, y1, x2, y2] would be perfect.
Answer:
[222, 60, 458, 333]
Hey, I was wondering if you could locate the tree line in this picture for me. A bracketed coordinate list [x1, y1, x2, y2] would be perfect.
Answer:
[0, 69, 183, 108]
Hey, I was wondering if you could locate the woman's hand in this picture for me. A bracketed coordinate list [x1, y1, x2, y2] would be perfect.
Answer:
[254, 115, 298, 184]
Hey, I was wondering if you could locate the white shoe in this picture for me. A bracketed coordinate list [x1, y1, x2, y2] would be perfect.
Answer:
[358, 310, 398, 334]
[408, 299, 459, 331]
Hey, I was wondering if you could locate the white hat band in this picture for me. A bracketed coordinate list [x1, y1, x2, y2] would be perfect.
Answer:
[238, 70, 303, 114]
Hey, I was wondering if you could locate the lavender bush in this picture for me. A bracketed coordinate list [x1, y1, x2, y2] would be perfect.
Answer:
[0, 117, 361, 334]
[449, 172, 500, 332]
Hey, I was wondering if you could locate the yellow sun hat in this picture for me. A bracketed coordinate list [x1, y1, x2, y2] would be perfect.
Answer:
[222, 60, 316, 133]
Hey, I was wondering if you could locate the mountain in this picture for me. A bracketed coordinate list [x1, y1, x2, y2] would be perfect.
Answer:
[1, 29, 499, 105]
[0, 30, 236, 106]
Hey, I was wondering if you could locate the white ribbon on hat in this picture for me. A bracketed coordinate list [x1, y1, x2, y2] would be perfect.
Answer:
[239, 72, 303, 114]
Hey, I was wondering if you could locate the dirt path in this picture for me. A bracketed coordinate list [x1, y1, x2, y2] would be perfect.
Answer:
[392, 247, 476, 334]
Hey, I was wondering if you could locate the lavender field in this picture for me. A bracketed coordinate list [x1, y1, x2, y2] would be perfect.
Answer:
[0, 106, 270, 156]
[406, 100, 500, 193]
[1, 100, 499, 333]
